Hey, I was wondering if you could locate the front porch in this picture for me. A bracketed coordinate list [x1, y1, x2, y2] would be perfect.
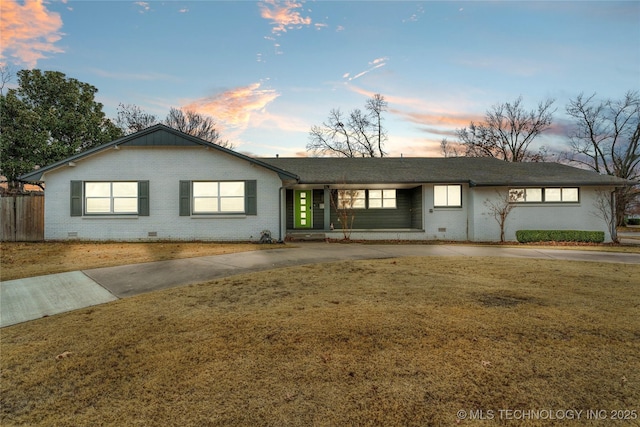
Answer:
[283, 187, 424, 238]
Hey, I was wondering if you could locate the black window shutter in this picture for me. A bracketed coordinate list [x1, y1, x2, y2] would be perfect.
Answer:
[245, 180, 257, 215]
[70, 181, 82, 216]
[179, 180, 191, 216]
[138, 181, 150, 216]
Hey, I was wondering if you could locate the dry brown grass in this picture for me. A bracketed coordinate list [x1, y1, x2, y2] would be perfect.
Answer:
[1, 257, 638, 426]
[0, 242, 280, 281]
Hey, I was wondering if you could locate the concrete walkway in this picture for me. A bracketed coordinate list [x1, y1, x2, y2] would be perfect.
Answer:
[2, 243, 639, 328]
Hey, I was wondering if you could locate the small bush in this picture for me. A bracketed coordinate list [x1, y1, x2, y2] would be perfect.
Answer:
[626, 218, 640, 226]
[516, 230, 605, 243]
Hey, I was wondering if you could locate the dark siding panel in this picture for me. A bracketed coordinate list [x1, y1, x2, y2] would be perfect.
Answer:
[124, 130, 199, 147]
[329, 188, 420, 229]
[285, 190, 294, 229]
[312, 190, 324, 229]
[411, 186, 423, 228]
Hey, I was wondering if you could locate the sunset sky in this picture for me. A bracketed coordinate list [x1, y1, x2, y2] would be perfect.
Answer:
[1, 0, 639, 157]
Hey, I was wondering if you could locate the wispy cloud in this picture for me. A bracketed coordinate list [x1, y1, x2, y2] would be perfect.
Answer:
[343, 57, 389, 81]
[259, 0, 311, 34]
[0, 0, 64, 68]
[402, 4, 424, 23]
[134, 2, 150, 14]
[184, 83, 280, 129]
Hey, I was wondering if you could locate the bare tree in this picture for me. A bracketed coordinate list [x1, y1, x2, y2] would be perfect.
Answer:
[366, 93, 388, 157]
[116, 103, 158, 134]
[329, 187, 361, 240]
[484, 190, 520, 242]
[564, 91, 639, 226]
[440, 138, 462, 158]
[591, 190, 618, 243]
[307, 94, 388, 157]
[164, 107, 233, 148]
[0, 64, 14, 95]
[456, 96, 555, 162]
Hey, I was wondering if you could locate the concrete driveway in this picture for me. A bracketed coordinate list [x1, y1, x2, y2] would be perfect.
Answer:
[2, 243, 639, 328]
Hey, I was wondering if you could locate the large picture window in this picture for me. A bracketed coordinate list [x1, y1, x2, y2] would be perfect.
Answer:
[434, 185, 462, 207]
[85, 182, 138, 214]
[193, 181, 245, 214]
[509, 187, 579, 203]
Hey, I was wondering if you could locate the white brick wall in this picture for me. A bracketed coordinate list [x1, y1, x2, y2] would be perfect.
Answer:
[40, 147, 616, 243]
[470, 186, 614, 242]
[42, 147, 283, 241]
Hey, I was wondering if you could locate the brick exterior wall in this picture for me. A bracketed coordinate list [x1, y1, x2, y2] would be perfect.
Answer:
[42, 147, 283, 241]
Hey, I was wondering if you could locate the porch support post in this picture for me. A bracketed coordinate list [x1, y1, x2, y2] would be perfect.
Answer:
[323, 185, 331, 231]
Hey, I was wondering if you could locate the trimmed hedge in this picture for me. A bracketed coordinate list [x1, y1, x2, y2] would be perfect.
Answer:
[516, 230, 605, 243]
[627, 218, 640, 226]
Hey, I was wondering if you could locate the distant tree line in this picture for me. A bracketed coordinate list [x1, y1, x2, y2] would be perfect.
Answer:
[0, 67, 637, 224]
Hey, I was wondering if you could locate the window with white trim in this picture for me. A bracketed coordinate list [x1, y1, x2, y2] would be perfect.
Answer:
[509, 187, 579, 203]
[192, 181, 245, 214]
[434, 185, 462, 207]
[368, 189, 397, 208]
[85, 182, 138, 214]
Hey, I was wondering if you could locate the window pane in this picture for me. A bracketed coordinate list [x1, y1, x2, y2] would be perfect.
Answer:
[545, 188, 561, 202]
[112, 182, 137, 197]
[86, 198, 111, 213]
[526, 188, 542, 202]
[509, 189, 525, 202]
[338, 190, 364, 209]
[220, 197, 244, 212]
[194, 198, 218, 212]
[113, 198, 138, 213]
[434, 186, 447, 206]
[384, 198, 397, 208]
[193, 182, 217, 197]
[447, 185, 461, 206]
[220, 182, 244, 197]
[562, 188, 579, 202]
[369, 199, 382, 208]
[369, 190, 382, 199]
[86, 182, 110, 197]
[383, 189, 396, 199]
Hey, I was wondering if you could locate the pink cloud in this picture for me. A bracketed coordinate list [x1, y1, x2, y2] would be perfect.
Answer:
[0, 0, 64, 67]
[259, 0, 311, 33]
[183, 83, 280, 128]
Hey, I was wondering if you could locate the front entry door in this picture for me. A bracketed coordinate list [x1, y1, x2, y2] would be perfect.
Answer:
[294, 190, 312, 229]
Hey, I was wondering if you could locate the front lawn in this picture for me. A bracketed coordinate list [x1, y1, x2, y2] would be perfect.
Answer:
[1, 257, 638, 426]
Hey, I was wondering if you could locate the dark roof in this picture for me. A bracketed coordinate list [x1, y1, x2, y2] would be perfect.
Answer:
[20, 124, 298, 181]
[260, 157, 630, 187]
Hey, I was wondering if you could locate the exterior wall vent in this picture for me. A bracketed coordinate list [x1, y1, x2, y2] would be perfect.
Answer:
[148, 231, 158, 237]
[68, 232, 78, 237]
[438, 227, 447, 233]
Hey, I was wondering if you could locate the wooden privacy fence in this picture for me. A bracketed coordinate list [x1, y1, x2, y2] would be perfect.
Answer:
[1, 194, 44, 241]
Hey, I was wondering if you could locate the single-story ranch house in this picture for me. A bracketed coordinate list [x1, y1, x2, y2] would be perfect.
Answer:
[21, 124, 629, 242]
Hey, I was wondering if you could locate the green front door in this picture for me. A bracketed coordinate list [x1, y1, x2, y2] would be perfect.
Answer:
[294, 190, 312, 228]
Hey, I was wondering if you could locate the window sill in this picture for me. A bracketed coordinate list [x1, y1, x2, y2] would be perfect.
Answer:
[82, 215, 139, 219]
[191, 215, 247, 219]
